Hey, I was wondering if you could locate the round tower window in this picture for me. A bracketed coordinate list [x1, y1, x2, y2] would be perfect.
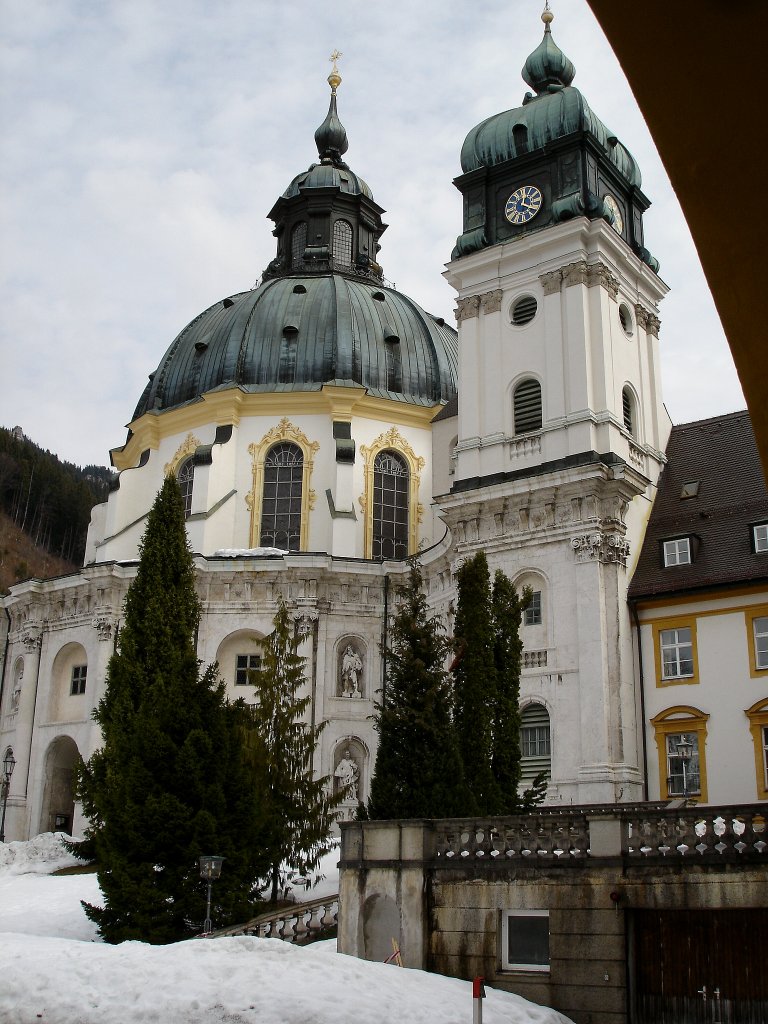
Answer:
[511, 295, 538, 326]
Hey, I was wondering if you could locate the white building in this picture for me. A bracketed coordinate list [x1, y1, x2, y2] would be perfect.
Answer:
[2, 14, 764, 843]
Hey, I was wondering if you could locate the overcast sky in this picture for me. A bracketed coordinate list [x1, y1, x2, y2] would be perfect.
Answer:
[0, 0, 745, 469]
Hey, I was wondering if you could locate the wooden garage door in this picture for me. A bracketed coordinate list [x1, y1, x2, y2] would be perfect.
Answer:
[632, 909, 767, 1024]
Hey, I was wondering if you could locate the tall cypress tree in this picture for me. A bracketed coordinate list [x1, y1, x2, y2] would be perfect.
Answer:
[74, 476, 267, 943]
[243, 600, 342, 902]
[367, 561, 473, 820]
[491, 570, 527, 812]
[453, 551, 503, 814]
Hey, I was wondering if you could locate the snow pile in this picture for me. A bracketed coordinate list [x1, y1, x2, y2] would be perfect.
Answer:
[0, 831, 84, 875]
[0, 836, 573, 1024]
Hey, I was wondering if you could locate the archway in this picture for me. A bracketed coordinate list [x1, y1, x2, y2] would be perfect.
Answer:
[39, 735, 81, 835]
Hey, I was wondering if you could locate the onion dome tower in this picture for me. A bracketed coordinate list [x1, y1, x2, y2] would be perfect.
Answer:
[131, 58, 457, 423]
[452, 5, 659, 272]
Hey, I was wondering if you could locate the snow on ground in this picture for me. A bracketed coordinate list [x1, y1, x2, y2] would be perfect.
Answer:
[0, 835, 573, 1024]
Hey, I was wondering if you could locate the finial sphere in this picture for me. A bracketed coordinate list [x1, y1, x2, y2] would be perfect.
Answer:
[542, 9, 554, 24]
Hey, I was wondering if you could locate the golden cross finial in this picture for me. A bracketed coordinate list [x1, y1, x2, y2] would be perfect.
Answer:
[328, 50, 342, 91]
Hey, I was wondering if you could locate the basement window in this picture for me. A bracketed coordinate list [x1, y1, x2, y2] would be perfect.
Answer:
[501, 910, 550, 972]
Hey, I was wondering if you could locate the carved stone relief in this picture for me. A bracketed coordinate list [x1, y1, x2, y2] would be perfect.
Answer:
[635, 304, 661, 337]
[562, 260, 588, 288]
[455, 295, 481, 321]
[571, 530, 630, 566]
[480, 289, 503, 314]
[539, 269, 563, 295]
[586, 261, 619, 298]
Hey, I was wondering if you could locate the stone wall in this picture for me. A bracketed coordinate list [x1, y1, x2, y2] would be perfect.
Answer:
[339, 805, 768, 1024]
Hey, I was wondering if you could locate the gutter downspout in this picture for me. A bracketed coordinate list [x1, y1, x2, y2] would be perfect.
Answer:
[631, 600, 649, 801]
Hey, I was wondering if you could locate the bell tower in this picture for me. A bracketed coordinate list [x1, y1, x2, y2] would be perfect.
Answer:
[439, 8, 672, 803]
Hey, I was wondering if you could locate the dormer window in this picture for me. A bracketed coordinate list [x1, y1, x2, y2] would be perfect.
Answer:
[753, 523, 768, 552]
[663, 537, 692, 567]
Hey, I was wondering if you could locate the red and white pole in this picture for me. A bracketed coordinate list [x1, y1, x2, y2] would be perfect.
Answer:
[472, 977, 485, 1024]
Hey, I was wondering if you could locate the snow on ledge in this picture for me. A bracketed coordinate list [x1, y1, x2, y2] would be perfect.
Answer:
[213, 547, 288, 558]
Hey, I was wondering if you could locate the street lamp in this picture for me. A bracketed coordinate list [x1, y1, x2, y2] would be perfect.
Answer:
[0, 751, 16, 843]
[198, 855, 224, 936]
[676, 735, 694, 800]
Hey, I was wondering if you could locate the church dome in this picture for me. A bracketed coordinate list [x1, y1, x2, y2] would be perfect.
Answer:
[132, 274, 458, 419]
[132, 61, 457, 423]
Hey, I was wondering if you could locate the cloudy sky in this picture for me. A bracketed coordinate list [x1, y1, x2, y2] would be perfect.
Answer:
[0, 0, 744, 469]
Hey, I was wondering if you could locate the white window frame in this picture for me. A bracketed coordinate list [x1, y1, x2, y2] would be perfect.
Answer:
[665, 732, 701, 796]
[524, 591, 542, 627]
[659, 627, 694, 680]
[754, 523, 768, 552]
[753, 617, 768, 671]
[501, 910, 550, 972]
[663, 537, 691, 566]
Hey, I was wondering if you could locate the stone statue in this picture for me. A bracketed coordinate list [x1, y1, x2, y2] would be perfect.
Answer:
[334, 750, 359, 801]
[340, 644, 363, 698]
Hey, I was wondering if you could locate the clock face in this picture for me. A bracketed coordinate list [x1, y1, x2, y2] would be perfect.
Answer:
[603, 194, 624, 234]
[505, 185, 543, 226]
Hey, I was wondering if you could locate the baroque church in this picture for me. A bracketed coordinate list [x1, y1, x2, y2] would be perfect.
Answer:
[2, 12, 766, 842]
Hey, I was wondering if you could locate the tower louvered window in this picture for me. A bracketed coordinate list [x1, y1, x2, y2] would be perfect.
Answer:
[520, 703, 551, 785]
[372, 450, 408, 560]
[260, 442, 303, 551]
[291, 222, 307, 267]
[332, 219, 353, 267]
[622, 387, 634, 435]
[513, 379, 542, 434]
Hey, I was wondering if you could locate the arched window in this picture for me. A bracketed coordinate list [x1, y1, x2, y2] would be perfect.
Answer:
[513, 379, 542, 435]
[332, 219, 353, 266]
[260, 442, 303, 551]
[372, 450, 409, 560]
[622, 386, 635, 436]
[291, 222, 307, 266]
[177, 457, 195, 518]
[520, 703, 551, 785]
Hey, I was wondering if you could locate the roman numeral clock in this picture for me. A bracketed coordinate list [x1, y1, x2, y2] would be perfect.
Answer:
[504, 184, 544, 226]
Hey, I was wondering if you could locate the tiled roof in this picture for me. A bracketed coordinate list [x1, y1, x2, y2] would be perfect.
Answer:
[628, 411, 768, 600]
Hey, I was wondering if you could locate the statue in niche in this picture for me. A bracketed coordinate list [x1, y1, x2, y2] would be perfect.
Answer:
[334, 750, 359, 802]
[10, 683, 21, 712]
[340, 644, 363, 698]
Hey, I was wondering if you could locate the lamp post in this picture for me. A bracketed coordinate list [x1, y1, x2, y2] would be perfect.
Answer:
[198, 855, 224, 936]
[0, 751, 16, 843]
[676, 735, 694, 800]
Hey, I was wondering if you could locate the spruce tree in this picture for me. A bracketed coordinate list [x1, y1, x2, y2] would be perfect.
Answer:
[453, 551, 503, 814]
[367, 560, 473, 819]
[243, 600, 342, 902]
[74, 476, 267, 943]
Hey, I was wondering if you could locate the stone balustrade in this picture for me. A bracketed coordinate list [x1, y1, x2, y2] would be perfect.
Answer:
[341, 803, 768, 868]
[210, 894, 338, 943]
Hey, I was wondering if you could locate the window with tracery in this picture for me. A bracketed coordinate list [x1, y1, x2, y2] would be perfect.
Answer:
[372, 450, 409, 559]
[291, 222, 307, 266]
[177, 458, 195, 518]
[260, 442, 303, 551]
[332, 220, 353, 267]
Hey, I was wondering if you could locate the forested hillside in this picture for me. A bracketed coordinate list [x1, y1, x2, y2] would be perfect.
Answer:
[0, 427, 115, 592]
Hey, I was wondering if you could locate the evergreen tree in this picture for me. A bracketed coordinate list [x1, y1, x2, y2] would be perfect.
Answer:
[74, 476, 267, 943]
[491, 570, 527, 812]
[452, 551, 503, 814]
[243, 601, 342, 902]
[453, 552, 547, 814]
[367, 560, 473, 819]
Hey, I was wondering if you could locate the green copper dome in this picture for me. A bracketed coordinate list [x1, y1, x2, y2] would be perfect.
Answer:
[132, 274, 458, 419]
